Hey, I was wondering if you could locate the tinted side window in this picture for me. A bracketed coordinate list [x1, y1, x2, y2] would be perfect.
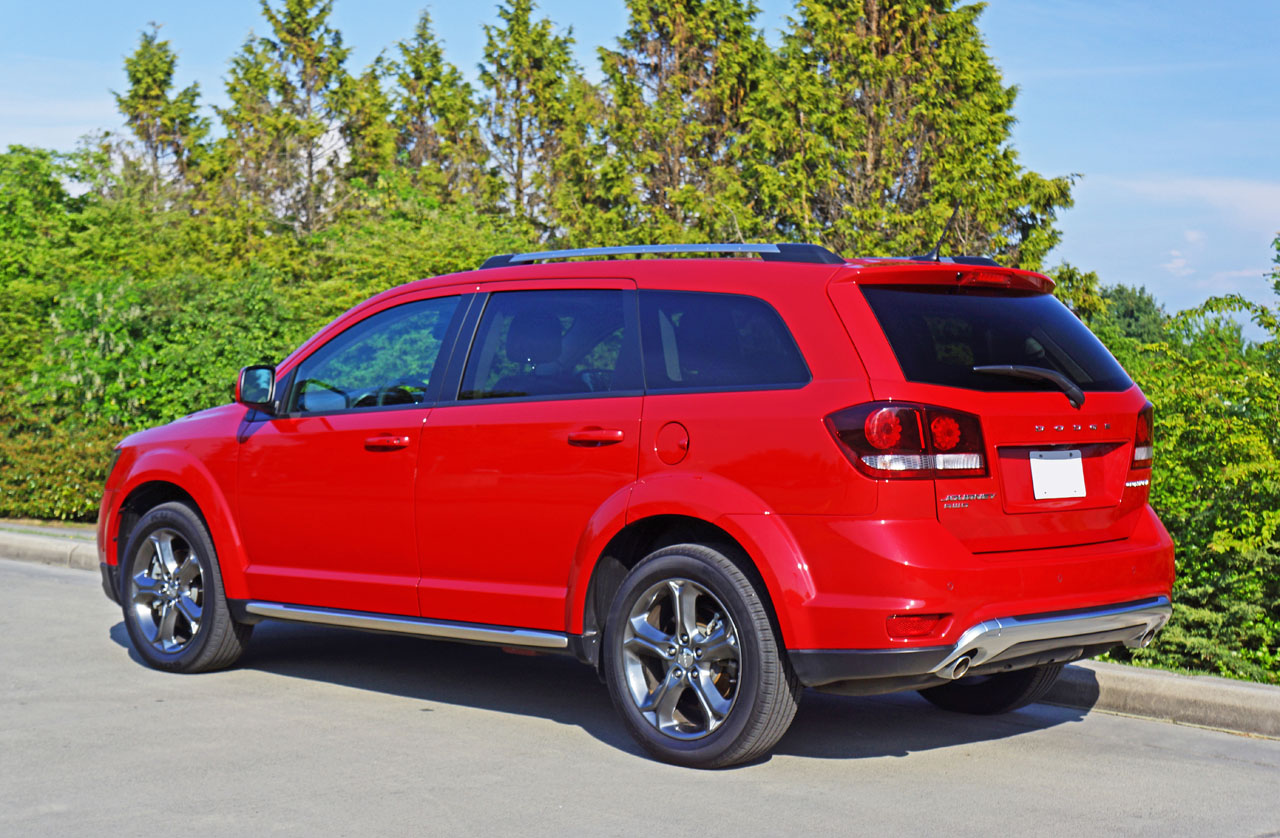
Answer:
[860, 286, 1132, 392]
[458, 289, 639, 401]
[640, 291, 810, 392]
[291, 295, 461, 413]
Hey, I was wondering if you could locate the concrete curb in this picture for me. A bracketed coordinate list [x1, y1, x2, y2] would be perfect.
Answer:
[3, 521, 1279, 739]
[0, 522, 98, 572]
[1045, 659, 1280, 739]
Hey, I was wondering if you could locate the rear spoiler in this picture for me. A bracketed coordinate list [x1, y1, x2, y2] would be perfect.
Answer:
[839, 260, 1055, 294]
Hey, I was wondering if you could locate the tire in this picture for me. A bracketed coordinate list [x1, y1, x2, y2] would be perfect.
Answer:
[918, 663, 1064, 715]
[119, 501, 252, 673]
[602, 543, 801, 768]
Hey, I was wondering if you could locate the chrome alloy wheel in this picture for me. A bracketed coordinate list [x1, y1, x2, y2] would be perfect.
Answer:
[129, 528, 204, 654]
[621, 578, 741, 740]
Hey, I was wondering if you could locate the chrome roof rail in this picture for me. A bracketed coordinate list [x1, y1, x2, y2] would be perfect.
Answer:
[479, 242, 845, 269]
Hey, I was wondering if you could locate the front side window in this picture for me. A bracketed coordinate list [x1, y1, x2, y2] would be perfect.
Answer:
[639, 290, 810, 392]
[458, 289, 639, 400]
[291, 295, 461, 413]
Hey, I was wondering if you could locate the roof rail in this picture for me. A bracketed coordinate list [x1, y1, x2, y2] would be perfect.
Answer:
[479, 242, 845, 269]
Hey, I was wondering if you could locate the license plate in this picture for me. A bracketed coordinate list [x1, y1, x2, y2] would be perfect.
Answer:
[1029, 449, 1085, 499]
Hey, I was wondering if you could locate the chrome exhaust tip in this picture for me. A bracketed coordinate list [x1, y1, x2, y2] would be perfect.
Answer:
[1125, 627, 1158, 649]
[943, 655, 972, 680]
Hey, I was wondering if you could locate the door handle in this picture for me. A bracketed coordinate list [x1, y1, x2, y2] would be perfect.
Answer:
[364, 434, 411, 450]
[567, 427, 625, 446]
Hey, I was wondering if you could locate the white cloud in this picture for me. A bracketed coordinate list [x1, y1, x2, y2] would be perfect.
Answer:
[1161, 250, 1194, 277]
[1183, 229, 1206, 245]
[1106, 176, 1280, 238]
[1197, 267, 1271, 293]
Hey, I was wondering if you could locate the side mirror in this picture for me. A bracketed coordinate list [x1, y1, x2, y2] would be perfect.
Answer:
[236, 365, 277, 412]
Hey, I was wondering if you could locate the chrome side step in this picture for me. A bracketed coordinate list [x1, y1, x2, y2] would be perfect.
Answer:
[243, 601, 569, 650]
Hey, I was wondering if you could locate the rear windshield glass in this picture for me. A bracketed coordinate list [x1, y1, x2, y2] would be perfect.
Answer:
[860, 286, 1132, 392]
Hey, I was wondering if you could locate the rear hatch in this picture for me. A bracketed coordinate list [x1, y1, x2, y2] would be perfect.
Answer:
[829, 270, 1152, 553]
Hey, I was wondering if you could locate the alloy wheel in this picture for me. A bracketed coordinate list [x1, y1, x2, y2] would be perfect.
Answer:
[129, 528, 204, 654]
[620, 578, 741, 740]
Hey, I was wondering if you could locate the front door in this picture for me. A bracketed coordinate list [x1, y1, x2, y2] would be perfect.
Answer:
[237, 292, 466, 615]
[416, 282, 642, 630]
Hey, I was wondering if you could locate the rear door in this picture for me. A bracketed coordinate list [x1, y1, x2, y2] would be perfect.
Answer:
[415, 280, 642, 630]
[833, 282, 1152, 552]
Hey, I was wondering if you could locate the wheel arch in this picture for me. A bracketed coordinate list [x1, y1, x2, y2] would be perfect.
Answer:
[114, 449, 249, 599]
[568, 507, 815, 668]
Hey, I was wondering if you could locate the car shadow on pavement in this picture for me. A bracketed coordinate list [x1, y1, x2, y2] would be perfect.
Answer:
[109, 619, 1090, 764]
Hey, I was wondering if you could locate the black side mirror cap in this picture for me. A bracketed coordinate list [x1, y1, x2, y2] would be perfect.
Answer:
[236, 365, 277, 413]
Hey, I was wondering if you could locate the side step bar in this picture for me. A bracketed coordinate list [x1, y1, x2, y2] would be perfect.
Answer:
[242, 601, 569, 651]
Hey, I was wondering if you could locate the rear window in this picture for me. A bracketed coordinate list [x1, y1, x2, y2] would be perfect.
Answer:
[861, 286, 1132, 392]
[640, 290, 810, 392]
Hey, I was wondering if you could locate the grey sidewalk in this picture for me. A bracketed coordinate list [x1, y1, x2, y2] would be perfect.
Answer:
[0, 519, 97, 571]
[3, 517, 1278, 741]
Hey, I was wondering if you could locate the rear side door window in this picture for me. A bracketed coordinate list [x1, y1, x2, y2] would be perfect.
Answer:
[290, 295, 462, 413]
[458, 289, 641, 400]
[639, 290, 810, 392]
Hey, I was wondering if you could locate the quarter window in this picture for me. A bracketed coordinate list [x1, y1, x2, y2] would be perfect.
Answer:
[291, 296, 461, 413]
[639, 291, 810, 391]
[459, 289, 639, 400]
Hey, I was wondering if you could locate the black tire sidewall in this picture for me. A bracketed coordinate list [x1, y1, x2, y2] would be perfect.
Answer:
[119, 502, 228, 672]
[602, 546, 769, 767]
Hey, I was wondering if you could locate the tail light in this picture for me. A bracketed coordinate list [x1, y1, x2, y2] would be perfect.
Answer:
[825, 401, 987, 479]
[1132, 403, 1154, 468]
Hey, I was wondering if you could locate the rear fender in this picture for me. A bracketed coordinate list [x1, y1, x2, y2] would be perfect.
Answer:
[564, 473, 816, 646]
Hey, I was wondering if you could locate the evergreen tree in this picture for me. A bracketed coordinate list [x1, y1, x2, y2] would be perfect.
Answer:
[390, 11, 491, 204]
[599, 0, 770, 242]
[114, 24, 207, 188]
[479, 0, 578, 228]
[337, 59, 396, 187]
[258, 0, 351, 232]
[757, 0, 1072, 266]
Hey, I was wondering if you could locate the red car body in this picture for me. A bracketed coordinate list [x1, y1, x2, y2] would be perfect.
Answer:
[98, 245, 1174, 764]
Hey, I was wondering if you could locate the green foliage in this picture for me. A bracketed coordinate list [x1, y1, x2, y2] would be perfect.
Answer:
[480, 0, 580, 229]
[754, 0, 1073, 267]
[391, 11, 493, 203]
[114, 24, 208, 182]
[597, 0, 771, 243]
[1097, 294, 1280, 683]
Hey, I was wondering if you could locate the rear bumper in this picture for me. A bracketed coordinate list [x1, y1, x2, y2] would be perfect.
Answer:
[775, 503, 1175, 650]
[790, 595, 1171, 691]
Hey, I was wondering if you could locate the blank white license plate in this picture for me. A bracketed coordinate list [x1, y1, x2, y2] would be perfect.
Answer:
[1029, 449, 1086, 499]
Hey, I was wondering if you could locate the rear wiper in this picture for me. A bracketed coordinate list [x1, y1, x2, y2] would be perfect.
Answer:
[972, 365, 1085, 409]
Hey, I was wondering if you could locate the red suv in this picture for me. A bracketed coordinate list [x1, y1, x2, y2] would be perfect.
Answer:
[97, 243, 1173, 767]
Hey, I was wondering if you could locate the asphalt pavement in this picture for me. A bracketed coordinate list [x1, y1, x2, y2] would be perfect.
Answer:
[2, 557, 1279, 836]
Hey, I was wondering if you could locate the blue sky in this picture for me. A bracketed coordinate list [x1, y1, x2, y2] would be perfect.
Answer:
[2, 1, 1277, 320]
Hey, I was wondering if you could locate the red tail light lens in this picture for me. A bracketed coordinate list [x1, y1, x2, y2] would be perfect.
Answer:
[1132, 403, 1154, 468]
[825, 402, 987, 479]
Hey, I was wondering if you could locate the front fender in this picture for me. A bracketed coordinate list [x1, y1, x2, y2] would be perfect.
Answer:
[563, 472, 817, 647]
[116, 448, 250, 599]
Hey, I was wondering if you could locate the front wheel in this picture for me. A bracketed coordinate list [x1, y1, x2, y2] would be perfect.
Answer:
[602, 543, 800, 768]
[119, 501, 252, 673]
[918, 663, 1064, 715]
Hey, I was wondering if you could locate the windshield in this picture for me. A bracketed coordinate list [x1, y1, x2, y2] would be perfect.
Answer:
[861, 285, 1132, 392]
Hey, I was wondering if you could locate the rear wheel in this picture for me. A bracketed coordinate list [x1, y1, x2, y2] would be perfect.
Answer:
[120, 501, 252, 672]
[602, 543, 800, 768]
[918, 663, 1064, 715]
